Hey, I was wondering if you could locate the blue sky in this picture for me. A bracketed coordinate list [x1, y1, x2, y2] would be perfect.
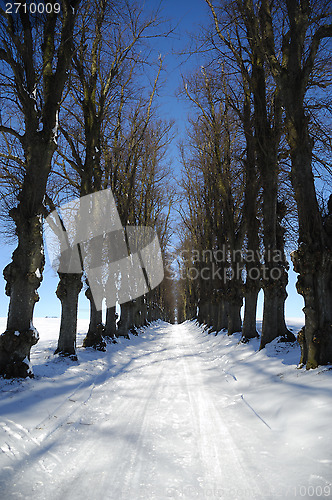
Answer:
[0, 0, 304, 322]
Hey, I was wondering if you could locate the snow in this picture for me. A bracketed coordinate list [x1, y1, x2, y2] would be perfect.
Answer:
[29, 321, 40, 342]
[28, 87, 38, 114]
[52, 111, 59, 144]
[22, 357, 33, 376]
[0, 318, 331, 499]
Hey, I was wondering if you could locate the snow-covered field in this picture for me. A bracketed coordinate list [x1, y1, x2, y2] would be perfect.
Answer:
[0, 318, 331, 499]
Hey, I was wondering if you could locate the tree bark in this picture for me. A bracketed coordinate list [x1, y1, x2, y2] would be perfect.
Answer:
[209, 300, 219, 333]
[55, 273, 83, 357]
[130, 300, 140, 335]
[227, 299, 242, 335]
[83, 287, 106, 350]
[0, 214, 42, 376]
[288, 127, 332, 367]
[140, 298, 148, 326]
[252, 58, 280, 349]
[242, 287, 259, 341]
[0, 170, 49, 377]
[227, 252, 243, 335]
[204, 302, 214, 331]
[275, 202, 296, 342]
[242, 85, 260, 341]
[276, 289, 291, 338]
[292, 242, 332, 368]
[105, 306, 117, 341]
[117, 302, 132, 339]
[197, 300, 209, 326]
[217, 299, 228, 331]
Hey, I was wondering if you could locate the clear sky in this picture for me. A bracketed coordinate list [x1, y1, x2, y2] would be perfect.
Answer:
[0, 0, 305, 322]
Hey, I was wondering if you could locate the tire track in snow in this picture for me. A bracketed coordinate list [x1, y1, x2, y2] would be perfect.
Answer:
[1, 322, 276, 499]
[53, 334, 173, 500]
[0, 359, 124, 495]
[113, 351, 167, 500]
[0, 361, 111, 459]
[174, 323, 271, 499]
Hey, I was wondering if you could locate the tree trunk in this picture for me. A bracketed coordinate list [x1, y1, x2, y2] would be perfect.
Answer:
[117, 302, 132, 338]
[217, 299, 228, 331]
[277, 289, 292, 339]
[83, 287, 106, 350]
[260, 286, 278, 348]
[209, 301, 219, 333]
[0, 211, 44, 377]
[105, 306, 117, 340]
[197, 300, 209, 325]
[55, 273, 83, 357]
[140, 298, 148, 326]
[150, 303, 159, 322]
[292, 247, 332, 368]
[275, 202, 295, 342]
[205, 302, 214, 331]
[259, 202, 291, 348]
[0, 146, 53, 379]
[227, 300, 242, 335]
[242, 287, 259, 341]
[0, 0, 78, 378]
[261, 251, 295, 347]
[241, 58, 261, 342]
[258, 0, 332, 367]
[242, 225, 260, 341]
[147, 301, 152, 323]
[288, 119, 332, 367]
[137, 297, 146, 328]
[130, 300, 140, 334]
[227, 258, 243, 335]
[255, 90, 280, 348]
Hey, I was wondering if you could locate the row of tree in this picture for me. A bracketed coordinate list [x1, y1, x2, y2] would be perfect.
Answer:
[1, 0, 331, 377]
[176, 0, 332, 369]
[0, 0, 175, 378]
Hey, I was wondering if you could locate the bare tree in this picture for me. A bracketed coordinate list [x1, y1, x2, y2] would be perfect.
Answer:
[0, 2, 80, 378]
[52, 0, 166, 352]
[259, 0, 332, 367]
[205, 0, 295, 345]
[181, 68, 245, 335]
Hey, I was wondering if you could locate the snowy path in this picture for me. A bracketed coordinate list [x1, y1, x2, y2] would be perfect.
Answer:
[0, 320, 332, 499]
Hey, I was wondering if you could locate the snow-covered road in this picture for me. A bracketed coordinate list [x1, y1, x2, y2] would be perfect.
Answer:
[1, 320, 331, 499]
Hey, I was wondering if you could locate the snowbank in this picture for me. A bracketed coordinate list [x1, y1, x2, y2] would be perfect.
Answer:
[0, 318, 331, 499]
